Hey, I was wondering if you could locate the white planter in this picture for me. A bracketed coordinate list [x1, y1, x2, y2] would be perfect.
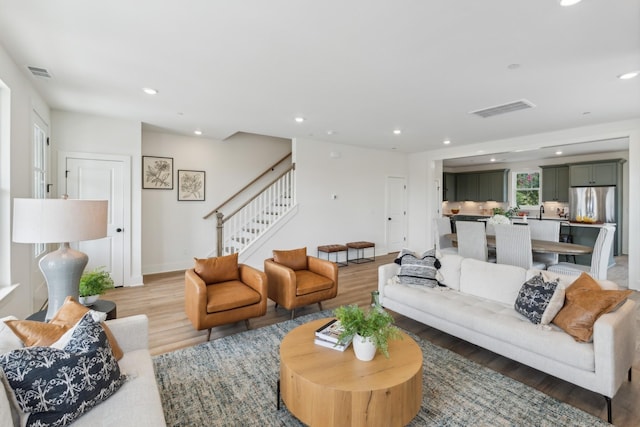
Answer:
[79, 295, 99, 306]
[353, 334, 377, 361]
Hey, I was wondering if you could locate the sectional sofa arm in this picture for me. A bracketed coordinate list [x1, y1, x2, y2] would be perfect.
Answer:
[105, 314, 149, 353]
[378, 263, 400, 302]
[592, 299, 637, 397]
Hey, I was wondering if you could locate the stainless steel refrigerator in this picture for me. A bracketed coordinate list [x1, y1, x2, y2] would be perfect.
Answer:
[569, 186, 616, 224]
[569, 185, 619, 258]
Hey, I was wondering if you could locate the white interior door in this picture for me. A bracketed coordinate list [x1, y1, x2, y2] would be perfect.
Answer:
[65, 157, 125, 286]
[386, 176, 407, 253]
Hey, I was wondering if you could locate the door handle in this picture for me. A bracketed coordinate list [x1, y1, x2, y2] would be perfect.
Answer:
[116, 228, 123, 232]
[388, 218, 392, 221]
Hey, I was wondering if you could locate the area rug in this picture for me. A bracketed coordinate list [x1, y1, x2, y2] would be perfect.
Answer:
[153, 311, 608, 426]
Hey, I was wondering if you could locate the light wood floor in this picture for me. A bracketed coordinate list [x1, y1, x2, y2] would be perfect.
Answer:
[104, 254, 639, 426]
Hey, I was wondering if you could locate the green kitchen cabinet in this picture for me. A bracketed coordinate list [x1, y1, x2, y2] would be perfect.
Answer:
[541, 165, 569, 202]
[456, 173, 476, 201]
[569, 162, 617, 186]
[443, 172, 456, 201]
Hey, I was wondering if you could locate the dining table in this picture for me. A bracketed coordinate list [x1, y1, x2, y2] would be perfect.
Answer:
[445, 233, 593, 256]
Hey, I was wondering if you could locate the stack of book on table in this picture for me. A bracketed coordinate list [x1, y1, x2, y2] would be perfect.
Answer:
[314, 319, 351, 351]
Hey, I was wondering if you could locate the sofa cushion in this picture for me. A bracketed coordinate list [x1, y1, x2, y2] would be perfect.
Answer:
[459, 258, 527, 306]
[6, 297, 123, 360]
[194, 253, 239, 284]
[436, 254, 464, 290]
[514, 274, 564, 325]
[396, 249, 442, 287]
[273, 247, 308, 271]
[0, 313, 126, 426]
[553, 273, 632, 342]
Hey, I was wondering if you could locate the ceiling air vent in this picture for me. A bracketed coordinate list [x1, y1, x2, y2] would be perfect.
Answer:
[470, 99, 535, 118]
[27, 66, 52, 79]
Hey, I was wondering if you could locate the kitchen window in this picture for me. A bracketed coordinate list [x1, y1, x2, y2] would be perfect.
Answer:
[513, 170, 540, 209]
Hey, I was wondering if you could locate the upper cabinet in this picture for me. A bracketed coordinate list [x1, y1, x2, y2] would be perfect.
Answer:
[443, 172, 456, 201]
[541, 165, 569, 202]
[447, 169, 507, 202]
[569, 161, 619, 186]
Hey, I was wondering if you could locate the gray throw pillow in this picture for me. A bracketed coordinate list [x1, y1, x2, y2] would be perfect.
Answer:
[396, 248, 442, 287]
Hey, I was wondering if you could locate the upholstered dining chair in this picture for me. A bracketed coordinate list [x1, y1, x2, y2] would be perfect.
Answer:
[185, 253, 267, 340]
[494, 224, 547, 270]
[455, 221, 489, 262]
[434, 217, 458, 254]
[264, 247, 338, 320]
[547, 225, 616, 280]
[527, 220, 561, 268]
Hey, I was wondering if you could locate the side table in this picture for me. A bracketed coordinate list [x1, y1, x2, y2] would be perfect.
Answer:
[27, 299, 117, 322]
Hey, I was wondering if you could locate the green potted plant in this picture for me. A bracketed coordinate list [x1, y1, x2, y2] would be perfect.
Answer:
[334, 304, 402, 361]
[79, 266, 115, 305]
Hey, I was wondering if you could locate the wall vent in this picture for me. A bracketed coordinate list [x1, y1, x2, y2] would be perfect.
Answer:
[27, 66, 52, 79]
[470, 99, 535, 118]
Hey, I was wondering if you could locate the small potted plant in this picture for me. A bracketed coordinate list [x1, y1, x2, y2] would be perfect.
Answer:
[334, 304, 402, 361]
[79, 266, 115, 305]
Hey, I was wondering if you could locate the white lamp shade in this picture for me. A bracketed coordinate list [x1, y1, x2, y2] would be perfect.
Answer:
[13, 198, 108, 243]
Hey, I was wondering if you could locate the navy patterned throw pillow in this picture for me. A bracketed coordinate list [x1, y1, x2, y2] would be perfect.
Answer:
[396, 248, 442, 287]
[0, 313, 126, 426]
[514, 274, 564, 325]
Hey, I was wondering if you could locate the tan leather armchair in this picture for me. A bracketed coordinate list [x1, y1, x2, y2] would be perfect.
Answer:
[264, 247, 338, 320]
[185, 253, 267, 340]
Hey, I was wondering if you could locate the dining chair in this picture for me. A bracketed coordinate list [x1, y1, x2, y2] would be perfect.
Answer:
[527, 220, 560, 268]
[494, 224, 547, 270]
[547, 225, 615, 280]
[434, 217, 458, 254]
[455, 221, 488, 262]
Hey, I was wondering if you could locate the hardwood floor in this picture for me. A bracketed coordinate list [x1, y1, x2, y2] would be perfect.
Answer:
[104, 254, 639, 426]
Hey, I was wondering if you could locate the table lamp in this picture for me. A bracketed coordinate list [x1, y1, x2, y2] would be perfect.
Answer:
[12, 198, 108, 320]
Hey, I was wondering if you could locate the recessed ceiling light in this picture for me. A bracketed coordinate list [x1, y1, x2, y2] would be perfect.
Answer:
[618, 71, 639, 80]
[295, 117, 305, 123]
[559, 0, 582, 6]
[443, 140, 451, 145]
[555, 151, 563, 155]
[490, 158, 496, 162]
[393, 129, 402, 135]
[142, 87, 158, 95]
[194, 130, 202, 136]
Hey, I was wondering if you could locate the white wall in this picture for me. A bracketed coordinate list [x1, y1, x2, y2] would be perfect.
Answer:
[242, 138, 409, 269]
[0, 44, 51, 318]
[422, 119, 640, 290]
[51, 111, 143, 285]
[141, 131, 291, 274]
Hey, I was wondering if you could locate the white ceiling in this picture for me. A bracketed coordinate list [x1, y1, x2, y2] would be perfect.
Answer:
[0, 1, 638, 153]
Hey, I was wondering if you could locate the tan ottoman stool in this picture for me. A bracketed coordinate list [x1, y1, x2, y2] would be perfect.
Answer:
[346, 241, 375, 264]
[317, 244, 348, 267]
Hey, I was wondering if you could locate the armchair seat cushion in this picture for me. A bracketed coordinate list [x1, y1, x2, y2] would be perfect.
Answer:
[295, 270, 335, 296]
[206, 281, 262, 313]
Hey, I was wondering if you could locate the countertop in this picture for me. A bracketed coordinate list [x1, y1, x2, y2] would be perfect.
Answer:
[446, 213, 615, 228]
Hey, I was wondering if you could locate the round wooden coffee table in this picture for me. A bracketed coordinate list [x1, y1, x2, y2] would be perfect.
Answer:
[280, 318, 422, 427]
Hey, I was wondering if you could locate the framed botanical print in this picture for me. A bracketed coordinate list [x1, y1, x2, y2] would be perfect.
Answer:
[142, 156, 173, 189]
[178, 170, 205, 201]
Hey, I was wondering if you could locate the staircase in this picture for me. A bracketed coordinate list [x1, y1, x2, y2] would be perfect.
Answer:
[204, 155, 296, 257]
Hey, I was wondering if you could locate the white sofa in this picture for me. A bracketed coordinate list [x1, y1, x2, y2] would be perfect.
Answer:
[378, 253, 636, 423]
[0, 314, 166, 427]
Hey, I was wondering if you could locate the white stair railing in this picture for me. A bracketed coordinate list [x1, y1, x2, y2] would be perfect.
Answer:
[216, 165, 296, 256]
